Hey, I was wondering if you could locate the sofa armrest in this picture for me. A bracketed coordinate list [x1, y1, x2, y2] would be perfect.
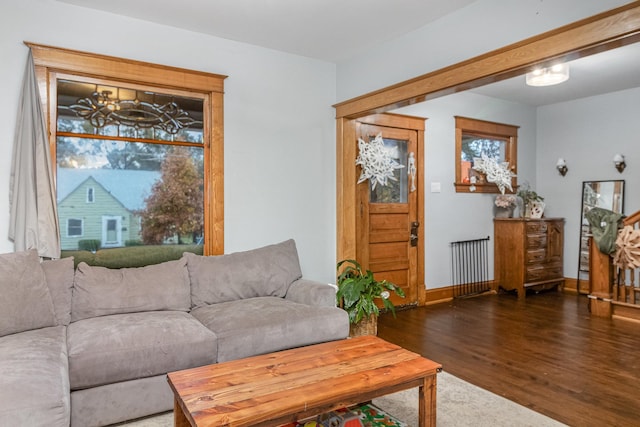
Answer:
[285, 279, 337, 307]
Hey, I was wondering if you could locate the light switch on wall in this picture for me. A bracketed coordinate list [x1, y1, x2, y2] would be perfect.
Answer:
[430, 182, 441, 193]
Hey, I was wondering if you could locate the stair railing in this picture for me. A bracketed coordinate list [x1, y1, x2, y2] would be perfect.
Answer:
[589, 210, 640, 319]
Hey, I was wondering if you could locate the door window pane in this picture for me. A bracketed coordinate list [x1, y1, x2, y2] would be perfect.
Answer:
[370, 137, 408, 204]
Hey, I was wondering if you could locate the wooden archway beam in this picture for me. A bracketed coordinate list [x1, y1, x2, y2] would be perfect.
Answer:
[334, 2, 640, 119]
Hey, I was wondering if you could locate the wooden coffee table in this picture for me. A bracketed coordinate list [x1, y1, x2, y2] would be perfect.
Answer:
[167, 335, 441, 426]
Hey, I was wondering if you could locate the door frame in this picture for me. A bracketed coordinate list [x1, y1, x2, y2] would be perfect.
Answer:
[339, 113, 426, 304]
[335, 3, 640, 305]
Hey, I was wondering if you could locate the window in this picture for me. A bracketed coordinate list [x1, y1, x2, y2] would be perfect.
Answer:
[67, 218, 83, 237]
[56, 79, 206, 250]
[30, 43, 226, 256]
[454, 116, 518, 193]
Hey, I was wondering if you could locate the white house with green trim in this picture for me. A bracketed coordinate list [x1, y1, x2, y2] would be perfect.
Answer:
[56, 169, 160, 250]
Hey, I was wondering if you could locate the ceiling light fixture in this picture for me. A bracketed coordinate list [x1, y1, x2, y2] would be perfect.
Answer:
[526, 63, 570, 87]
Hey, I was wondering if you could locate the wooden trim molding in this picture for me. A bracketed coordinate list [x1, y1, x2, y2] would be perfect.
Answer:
[334, 2, 640, 119]
[28, 42, 226, 256]
[27, 42, 226, 93]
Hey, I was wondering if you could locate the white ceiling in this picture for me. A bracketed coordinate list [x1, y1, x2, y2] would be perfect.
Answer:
[56, 0, 478, 62]
[56, 0, 640, 106]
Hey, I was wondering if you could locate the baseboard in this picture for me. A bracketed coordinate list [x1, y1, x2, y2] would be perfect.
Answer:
[423, 282, 498, 305]
[563, 277, 578, 294]
[424, 286, 454, 305]
[423, 278, 576, 305]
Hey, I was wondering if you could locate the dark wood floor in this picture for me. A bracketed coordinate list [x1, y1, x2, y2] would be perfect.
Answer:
[377, 291, 640, 427]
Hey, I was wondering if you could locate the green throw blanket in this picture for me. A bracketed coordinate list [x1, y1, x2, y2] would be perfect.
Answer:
[585, 207, 625, 255]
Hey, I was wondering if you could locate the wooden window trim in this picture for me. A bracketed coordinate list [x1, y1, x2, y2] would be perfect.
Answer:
[454, 116, 518, 194]
[28, 42, 226, 255]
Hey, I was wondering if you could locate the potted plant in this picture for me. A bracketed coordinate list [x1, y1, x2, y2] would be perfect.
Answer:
[517, 183, 545, 218]
[336, 259, 405, 336]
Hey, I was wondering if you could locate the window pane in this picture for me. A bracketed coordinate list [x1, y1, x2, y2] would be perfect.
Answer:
[67, 219, 82, 237]
[460, 134, 507, 184]
[56, 138, 204, 250]
[370, 137, 408, 204]
[57, 79, 204, 143]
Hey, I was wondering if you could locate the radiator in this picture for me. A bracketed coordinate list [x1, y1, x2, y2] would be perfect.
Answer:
[450, 236, 491, 297]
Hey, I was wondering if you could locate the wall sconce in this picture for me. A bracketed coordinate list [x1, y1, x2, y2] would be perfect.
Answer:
[613, 154, 626, 173]
[556, 158, 568, 176]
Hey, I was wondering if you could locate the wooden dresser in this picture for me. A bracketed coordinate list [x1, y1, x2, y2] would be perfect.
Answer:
[494, 218, 565, 300]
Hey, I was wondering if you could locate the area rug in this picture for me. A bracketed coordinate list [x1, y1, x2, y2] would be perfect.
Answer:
[116, 371, 567, 426]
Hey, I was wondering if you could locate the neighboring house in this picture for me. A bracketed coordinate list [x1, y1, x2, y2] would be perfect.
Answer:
[56, 168, 160, 250]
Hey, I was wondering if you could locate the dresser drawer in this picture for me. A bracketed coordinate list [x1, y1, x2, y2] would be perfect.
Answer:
[526, 234, 547, 249]
[526, 221, 548, 234]
[526, 263, 563, 283]
[526, 248, 546, 263]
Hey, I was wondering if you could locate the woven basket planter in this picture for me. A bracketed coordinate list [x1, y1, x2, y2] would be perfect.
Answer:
[349, 313, 378, 337]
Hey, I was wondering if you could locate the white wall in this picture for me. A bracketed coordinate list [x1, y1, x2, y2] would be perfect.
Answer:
[537, 87, 640, 279]
[0, 0, 337, 281]
[394, 93, 537, 288]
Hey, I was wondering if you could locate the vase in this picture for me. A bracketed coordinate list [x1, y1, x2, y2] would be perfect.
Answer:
[494, 206, 515, 218]
[349, 314, 377, 337]
[525, 201, 545, 219]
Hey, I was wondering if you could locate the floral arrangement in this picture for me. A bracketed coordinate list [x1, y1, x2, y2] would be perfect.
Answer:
[472, 154, 516, 194]
[495, 194, 517, 208]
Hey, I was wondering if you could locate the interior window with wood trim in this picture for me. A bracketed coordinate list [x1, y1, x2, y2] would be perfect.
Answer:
[30, 43, 226, 258]
[454, 116, 518, 194]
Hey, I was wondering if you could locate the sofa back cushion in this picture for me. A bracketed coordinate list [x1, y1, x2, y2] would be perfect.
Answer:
[0, 249, 57, 337]
[41, 256, 75, 326]
[185, 239, 302, 308]
[71, 257, 191, 322]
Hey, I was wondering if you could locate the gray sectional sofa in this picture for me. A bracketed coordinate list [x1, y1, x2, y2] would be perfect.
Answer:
[0, 239, 349, 427]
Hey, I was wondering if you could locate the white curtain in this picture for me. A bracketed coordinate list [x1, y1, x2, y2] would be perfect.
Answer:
[9, 49, 60, 258]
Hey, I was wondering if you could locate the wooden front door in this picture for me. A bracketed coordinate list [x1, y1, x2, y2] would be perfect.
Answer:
[355, 117, 423, 307]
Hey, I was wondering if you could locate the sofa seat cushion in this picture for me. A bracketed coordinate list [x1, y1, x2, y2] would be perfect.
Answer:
[0, 326, 70, 427]
[68, 311, 217, 390]
[191, 297, 349, 362]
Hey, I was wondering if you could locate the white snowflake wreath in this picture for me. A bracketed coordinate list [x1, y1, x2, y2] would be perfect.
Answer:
[355, 133, 405, 189]
[472, 154, 516, 194]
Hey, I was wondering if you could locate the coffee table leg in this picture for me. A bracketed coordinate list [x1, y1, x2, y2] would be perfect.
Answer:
[174, 398, 192, 427]
[418, 374, 437, 427]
